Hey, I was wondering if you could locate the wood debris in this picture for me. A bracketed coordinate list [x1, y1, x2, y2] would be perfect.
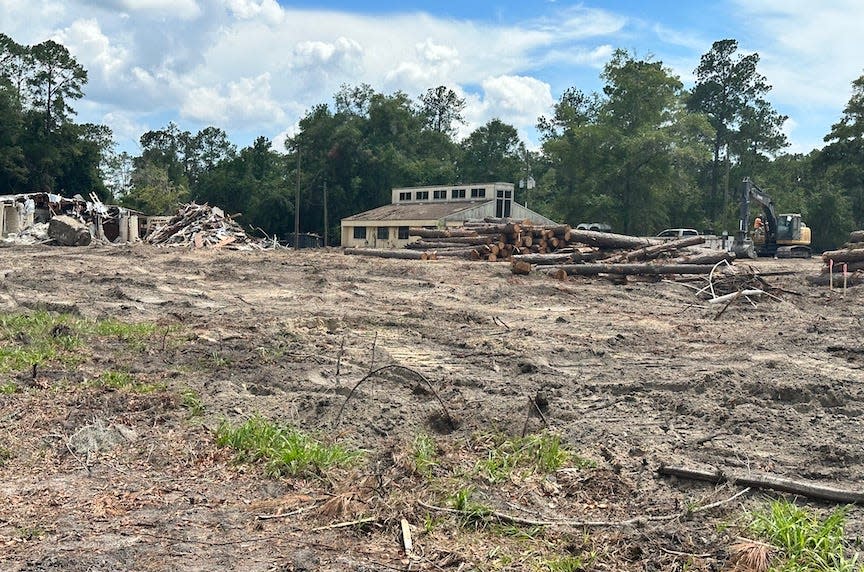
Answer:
[808, 230, 864, 287]
[145, 203, 265, 250]
[344, 217, 736, 280]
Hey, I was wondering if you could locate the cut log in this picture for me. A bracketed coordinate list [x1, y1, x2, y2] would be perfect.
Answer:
[822, 248, 864, 263]
[546, 263, 718, 276]
[511, 260, 533, 275]
[406, 241, 477, 250]
[806, 272, 864, 287]
[671, 250, 736, 265]
[820, 260, 864, 274]
[344, 248, 428, 260]
[431, 246, 490, 259]
[467, 223, 522, 235]
[602, 235, 706, 263]
[512, 252, 580, 265]
[567, 229, 655, 249]
[408, 227, 478, 238]
[658, 464, 864, 504]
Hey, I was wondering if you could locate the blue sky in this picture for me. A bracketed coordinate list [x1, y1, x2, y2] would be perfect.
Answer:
[2, 0, 862, 157]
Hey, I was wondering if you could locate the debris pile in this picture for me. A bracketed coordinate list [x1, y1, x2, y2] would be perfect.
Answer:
[808, 230, 864, 287]
[0, 222, 50, 246]
[145, 203, 264, 250]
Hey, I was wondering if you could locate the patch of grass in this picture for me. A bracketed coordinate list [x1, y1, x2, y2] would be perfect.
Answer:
[206, 350, 231, 368]
[16, 526, 46, 540]
[216, 415, 360, 478]
[0, 311, 167, 374]
[96, 370, 166, 394]
[745, 499, 861, 571]
[88, 319, 158, 342]
[544, 553, 598, 572]
[475, 431, 593, 483]
[181, 388, 204, 417]
[0, 381, 19, 394]
[448, 486, 492, 529]
[411, 433, 437, 477]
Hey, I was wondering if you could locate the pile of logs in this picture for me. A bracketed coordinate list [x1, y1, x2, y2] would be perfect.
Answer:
[145, 203, 264, 250]
[344, 217, 736, 280]
[809, 230, 864, 287]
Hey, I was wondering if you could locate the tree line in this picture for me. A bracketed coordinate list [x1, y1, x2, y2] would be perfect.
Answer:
[1, 33, 862, 250]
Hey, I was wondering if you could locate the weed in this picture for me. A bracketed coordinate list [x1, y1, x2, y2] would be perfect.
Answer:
[411, 433, 437, 476]
[475, 431, 592, 483]
[97, 370, 166, 394]
[544, 553, 598, 572]
[0, 381, 18, 394]
[16, 526, 46, 540]
[745, 499, 861, 571]
[216, 415, 360, 477]
[207, 350, 231, 368]
[181, 388, 204, 417]
[448, 486, 492, 529]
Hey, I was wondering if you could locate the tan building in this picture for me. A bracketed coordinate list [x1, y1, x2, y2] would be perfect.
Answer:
[340, 182, 557, 248]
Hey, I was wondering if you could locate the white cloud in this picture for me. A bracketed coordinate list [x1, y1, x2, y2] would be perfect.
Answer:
[117, 0, 201, 20]
[54, 19, 129, 81]
[180, 73, 286, 125]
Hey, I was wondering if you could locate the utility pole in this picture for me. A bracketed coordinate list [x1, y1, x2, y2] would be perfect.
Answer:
[323, 177, 328, 247]
[294, 146, 300, 250]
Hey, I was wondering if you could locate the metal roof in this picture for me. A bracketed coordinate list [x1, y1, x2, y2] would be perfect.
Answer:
[341, 201, 489, 222]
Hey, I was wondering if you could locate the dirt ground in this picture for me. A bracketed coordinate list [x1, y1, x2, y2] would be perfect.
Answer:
[0, 244, 862, 571]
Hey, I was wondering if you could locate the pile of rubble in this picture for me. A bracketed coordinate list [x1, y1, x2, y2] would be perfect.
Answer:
[145, 203, 265, 251]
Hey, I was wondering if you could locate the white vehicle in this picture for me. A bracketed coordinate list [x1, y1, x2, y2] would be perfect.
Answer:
[656, 228, 700, 239]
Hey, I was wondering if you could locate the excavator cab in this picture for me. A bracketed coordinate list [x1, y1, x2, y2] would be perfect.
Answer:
[734, 178, 812, 258]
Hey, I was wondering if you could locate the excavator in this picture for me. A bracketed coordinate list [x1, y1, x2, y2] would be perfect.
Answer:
[732, 177, 811, 259]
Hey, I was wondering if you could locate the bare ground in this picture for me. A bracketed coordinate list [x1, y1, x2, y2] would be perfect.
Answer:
[0, 244, 862, 571]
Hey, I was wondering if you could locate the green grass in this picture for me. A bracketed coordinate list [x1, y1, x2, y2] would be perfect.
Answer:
[411, 433, 438, 476]
[475, 431, 593, 483]
[0, 381, 18, 394]
[215, 415, 360, 477]
[746, 499, 862, 571]
[96, 370, 166, 394]
[543, 554, 598, 572]
[449, 486, 492, 529]
[181, 388, 204, 417]
[0, 311, 164, 375]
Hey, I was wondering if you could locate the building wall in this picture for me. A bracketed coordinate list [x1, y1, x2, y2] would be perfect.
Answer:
[390, 182, 514, 205]
[341, 218, 450, 248]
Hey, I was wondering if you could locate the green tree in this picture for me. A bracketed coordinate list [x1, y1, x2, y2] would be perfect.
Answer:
[458, 119, 523, 184]
[540, 50, 713, 234]
[819, 73, 864, 230]
[688, 39, 786, 220]
[122, 162, 189, 215]
[419, 85, 466, 135]
[27, 40, 87, 131]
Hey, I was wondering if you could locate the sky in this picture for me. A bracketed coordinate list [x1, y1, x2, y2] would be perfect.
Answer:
[2, 0, 863, 157]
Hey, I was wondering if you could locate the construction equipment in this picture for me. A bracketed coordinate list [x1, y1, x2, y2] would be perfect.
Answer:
[733, 177, 811, 259]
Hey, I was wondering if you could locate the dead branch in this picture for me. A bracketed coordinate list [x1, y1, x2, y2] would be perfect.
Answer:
[658, 465, 864, 504]
[417, 486, 749, 529]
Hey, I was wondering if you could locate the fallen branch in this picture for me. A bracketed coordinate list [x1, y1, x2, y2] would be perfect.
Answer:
[310, 517, 378, 531]
[417, 487, 749, 529]
[658, 465, 864, 504]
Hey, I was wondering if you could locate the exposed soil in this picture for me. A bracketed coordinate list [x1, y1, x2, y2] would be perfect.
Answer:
[0, 244, 862, 571]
